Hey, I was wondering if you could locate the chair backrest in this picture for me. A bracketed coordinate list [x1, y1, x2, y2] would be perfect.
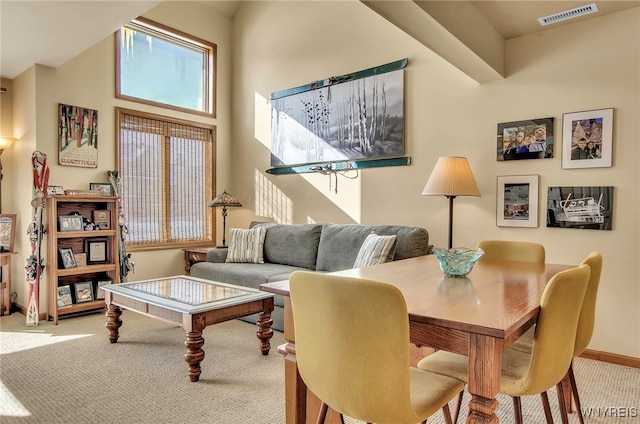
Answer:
[289, 271, 418, 424]
[477, 240, 545, 263]
[520, 264, 590, 395]
[575, 251, 603, 355]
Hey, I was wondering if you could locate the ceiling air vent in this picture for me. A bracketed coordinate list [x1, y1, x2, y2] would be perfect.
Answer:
[538, 3, 599, 26]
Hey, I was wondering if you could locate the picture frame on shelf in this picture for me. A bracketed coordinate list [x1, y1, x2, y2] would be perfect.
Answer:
[93, 210, 111, 229]
[59, 215, 84, 232]
[496, 117, 554, 161]
[496, 175, 539, 228]
[85, 238, 108, 264]
[0, 214, 17, 252]
[46, 185, 65, 196]
[57, 285, 73, 308]
[89, 183, 113, 196]
[74, 252, 87, 267]
[74, 281, 94, 303]
[59, 247, 78, 269]
[547, 186, 614, 231]
[95, 280, 112, 300]
[562, 108, 613, 169]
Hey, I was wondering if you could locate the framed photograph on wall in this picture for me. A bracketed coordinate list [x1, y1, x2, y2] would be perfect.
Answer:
[496, 117, 554, 161]
[562, 108, 613, 169]
[58, 103, 98, 168]
[547, 186, 614, 230]
[497, 175, 539, 228]
[0, 214, 16, 252]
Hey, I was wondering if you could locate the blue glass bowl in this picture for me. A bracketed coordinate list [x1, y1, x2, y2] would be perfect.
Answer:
[433, 247, 484, 277]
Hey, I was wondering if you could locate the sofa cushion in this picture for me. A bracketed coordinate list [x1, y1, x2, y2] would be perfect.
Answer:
[353, 233, 397, 268]
[263, 224, 323, 269]
[226, 227, 267, 264]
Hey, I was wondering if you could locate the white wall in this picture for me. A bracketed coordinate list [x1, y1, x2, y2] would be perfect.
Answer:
[231, 2, 639, 357]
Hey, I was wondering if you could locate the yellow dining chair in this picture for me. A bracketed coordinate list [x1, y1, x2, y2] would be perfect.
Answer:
[417, 264, 591, 424]
[477, 239, 545, 263]
[289, 271, 464, 424]
[510, 251, 602, 424]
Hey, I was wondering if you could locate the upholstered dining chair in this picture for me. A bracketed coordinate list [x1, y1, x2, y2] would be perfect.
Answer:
[417, 264, 591, 424]
[477, 239, 545, 263]
[289, 271, 464, 424]
[510, 251, 602, 424]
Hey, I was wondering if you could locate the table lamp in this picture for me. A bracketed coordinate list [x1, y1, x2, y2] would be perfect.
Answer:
[208, 190, 242, 248]
[422, 156, 480, 249]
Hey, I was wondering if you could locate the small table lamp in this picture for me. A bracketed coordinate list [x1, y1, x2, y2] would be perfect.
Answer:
[208, 190, 242, 248]
[422, 157, 480, 249]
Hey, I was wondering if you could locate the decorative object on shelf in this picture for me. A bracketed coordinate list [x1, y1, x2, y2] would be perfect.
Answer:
[25, 150, 49, 326]
[85, 238, 108, 264]
[496, 117, 554, 161]
[57, 285, 73, 308]
[421, 157, 481, 249]
[93, 210, 111, 229]
[74, 252, 87, 267]
[561, 108, 613, 169]
[95, 279, 112, 300]
[108, 170, 134, 283]
[433, 247, 484, 277]
[89, 182, 114, 196]
[496, 175, 539, 228]
[64, 189, 101, 196]
[547, 186, 614, 231]
[58, 103, 98, 168]
[208, 190, 243, 248]
[0, 214, 16, 252]
[58, 215, 84, 232]
[46, 185, 65, 196]
[74, 281, 94, 303]
[58, 247, 77, 269]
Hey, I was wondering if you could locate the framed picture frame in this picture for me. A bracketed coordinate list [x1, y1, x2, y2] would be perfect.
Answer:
[74, 281, 94, 303]
[57, 285, 73, 308]
[59, 247, 78, 269]
[46, 185, 65, 196]
[497, 175, 539, 228]
[59, 215, 84, 232]
[496, 117, 554, 161]
[89, 183, 113, 196]
[58, 103, 98, 168]
[547, 186, 614, 230]
[74, 252, 87, 267]
[0, 214, 16, 252]
[85, 238, 108, 264]
[95, 279, 112, 300]
[562, 108, 613, 169]
[93, 210, 111, 229]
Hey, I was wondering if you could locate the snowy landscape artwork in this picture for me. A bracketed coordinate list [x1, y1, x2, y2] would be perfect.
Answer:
[270, 69, 404, 167]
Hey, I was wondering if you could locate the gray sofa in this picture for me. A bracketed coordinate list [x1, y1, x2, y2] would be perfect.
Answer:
[190, 222, 431, 331]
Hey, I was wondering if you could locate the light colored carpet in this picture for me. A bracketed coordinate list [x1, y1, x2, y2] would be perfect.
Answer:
[1, 311, 638, 423]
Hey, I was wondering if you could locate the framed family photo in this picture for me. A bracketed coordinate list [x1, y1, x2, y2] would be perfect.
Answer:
[562, 108, 613, 169]
[496, 175, 539, 228]
[59, 215, 84, 232]
[59, 247, 77, 269]
[74, 281, 94, 303]
[496, 117, 554, 161]
[89, 183, 113, 196]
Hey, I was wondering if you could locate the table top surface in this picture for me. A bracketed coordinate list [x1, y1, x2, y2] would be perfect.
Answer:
[102, 275, 273, 314]
[260, 255, 572, 339]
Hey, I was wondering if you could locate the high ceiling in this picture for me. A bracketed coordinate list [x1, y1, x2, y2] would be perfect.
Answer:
[1, 1, 638, 80]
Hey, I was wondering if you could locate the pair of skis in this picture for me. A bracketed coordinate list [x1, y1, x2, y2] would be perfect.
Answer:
[25, 151, 49, 326]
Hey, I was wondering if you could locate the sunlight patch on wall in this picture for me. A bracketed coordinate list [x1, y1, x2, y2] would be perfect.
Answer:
[255, 169, 292, 224]
[255, 91, 271, 149]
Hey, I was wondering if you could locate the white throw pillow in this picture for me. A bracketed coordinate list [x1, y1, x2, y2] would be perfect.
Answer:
[353, 233, 397, 268]
[225, 226, 268, 264]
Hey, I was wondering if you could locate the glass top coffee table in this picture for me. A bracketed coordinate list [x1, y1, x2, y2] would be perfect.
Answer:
[100, 275, 274, 382]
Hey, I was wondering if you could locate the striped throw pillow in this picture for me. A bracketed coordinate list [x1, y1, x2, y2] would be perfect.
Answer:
[353, 233, 397, 268]
[225, 226, 268, 264]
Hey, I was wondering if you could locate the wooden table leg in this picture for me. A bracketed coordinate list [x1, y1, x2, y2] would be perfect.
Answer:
[184, 330, 205, 382]
[105, 304, 122, 343]
[466, 334, 501, 424]
[257, 298, 274, 355]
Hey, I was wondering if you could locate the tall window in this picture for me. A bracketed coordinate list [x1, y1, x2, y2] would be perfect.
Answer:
[116, 17, 216, 117]
[117, 108, 215, 249]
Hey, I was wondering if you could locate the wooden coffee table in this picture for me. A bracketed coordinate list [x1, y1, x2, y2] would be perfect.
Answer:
[101, 275, 274, 382]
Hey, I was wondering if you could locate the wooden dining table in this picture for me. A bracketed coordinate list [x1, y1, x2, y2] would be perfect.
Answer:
[260, 254, 573, 424]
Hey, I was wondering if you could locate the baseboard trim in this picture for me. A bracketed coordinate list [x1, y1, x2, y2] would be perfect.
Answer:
[580, 349, 640, 368]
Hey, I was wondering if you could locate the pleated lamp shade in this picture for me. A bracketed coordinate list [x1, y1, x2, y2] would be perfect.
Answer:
[421, 157, 480, 197]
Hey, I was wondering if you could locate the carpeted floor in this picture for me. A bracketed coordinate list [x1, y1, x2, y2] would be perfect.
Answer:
[1, 311, 638, 423]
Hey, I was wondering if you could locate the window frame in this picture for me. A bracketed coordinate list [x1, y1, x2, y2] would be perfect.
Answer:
[115, 17, 217, 118]
[116, 107, 217, 251]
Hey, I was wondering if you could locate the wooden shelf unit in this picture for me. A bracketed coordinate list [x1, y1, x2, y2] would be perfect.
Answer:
[46, 195, 120, 324]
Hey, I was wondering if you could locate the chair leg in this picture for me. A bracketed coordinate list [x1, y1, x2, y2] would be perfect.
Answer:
[556, 382, 570, 424]
[540, 391, 555, 424]
[512, 396, 524, 424]
[442, 402, 453, 424]
[568, 363, 585, 424]
[316, 402, 328, 424]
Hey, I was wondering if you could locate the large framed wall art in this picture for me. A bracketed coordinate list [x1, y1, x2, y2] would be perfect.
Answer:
[58, 103, 98, 168]
[270, 59, 406, 169]
[547, 186, 614, 230]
